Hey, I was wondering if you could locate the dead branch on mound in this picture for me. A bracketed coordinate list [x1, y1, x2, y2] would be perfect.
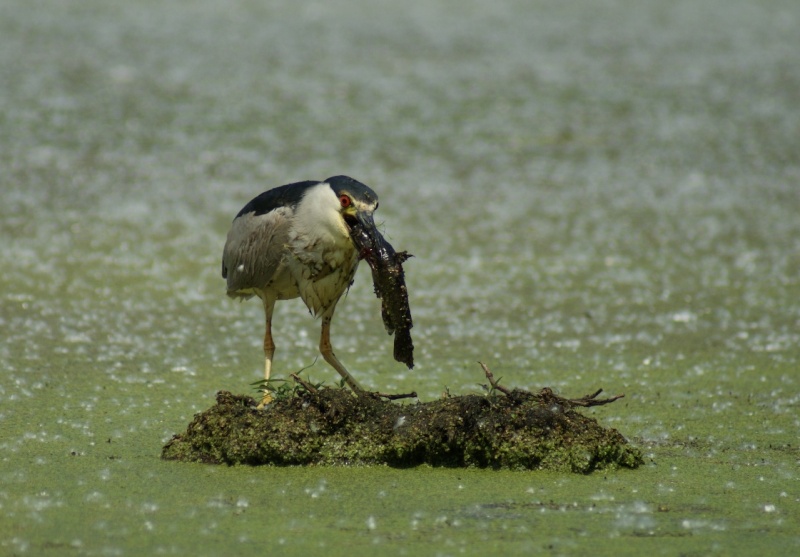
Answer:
[479, 361, 624, 407]
[565, 388, 625, 407]
[478, 361, 513, 395]
[289, 373, 318, 394]
[371, 390, 418, 400]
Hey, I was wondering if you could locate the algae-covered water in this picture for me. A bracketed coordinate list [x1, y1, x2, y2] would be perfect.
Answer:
[1, 0, 798, 555]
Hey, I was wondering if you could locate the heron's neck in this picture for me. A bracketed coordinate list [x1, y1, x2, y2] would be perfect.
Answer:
[291, 182, 350, 248]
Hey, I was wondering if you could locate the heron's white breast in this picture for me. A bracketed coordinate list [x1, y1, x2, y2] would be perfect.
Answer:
[287, 182, 358, 315]
[291, 182, 351, 248]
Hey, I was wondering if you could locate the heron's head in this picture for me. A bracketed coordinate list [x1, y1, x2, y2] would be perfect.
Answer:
[325, 175, 381, 248]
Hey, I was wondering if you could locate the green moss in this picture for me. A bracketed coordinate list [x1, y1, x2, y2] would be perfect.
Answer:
[162, 387, 642, 472]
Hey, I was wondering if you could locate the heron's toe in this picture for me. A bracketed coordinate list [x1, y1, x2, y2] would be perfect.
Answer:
[256, 392, 274, 409]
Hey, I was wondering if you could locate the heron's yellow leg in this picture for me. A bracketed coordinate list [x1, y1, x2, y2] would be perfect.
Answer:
[319, 315, 363, 393]
[257, 298, 276, 408]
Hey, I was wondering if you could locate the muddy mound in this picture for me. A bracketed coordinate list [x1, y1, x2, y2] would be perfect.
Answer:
[163, 366, 641, 472]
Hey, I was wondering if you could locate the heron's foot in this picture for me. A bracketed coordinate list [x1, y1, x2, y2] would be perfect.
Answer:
[256, 391, 274, 409]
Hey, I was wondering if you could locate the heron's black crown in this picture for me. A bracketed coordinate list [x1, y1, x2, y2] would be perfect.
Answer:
[324, 175, 379, 207]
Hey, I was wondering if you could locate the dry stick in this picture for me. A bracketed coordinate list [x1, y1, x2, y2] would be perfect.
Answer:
[567, 389, 625, 407]
[478, 361, 513, 396]
[374, 391, 418, 401]
[290, 373, 318, 394]
[480, 361, 625, 407]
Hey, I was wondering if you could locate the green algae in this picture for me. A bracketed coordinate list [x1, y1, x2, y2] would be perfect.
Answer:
[162, 386, 642, 472]
[2, 0, 800, 555]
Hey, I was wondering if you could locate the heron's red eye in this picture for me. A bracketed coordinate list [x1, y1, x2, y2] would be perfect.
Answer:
[339, 195, 351, 208]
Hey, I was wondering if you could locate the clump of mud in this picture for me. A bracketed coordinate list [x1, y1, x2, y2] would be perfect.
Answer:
[162, 366, 642, 472]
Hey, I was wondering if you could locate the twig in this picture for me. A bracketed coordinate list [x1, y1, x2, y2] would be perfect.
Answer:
[290, 373, 318, 394]
[479, 363, 625, 407]
[374, 391, 418, 401]
[478, 361, 513, 396]
[567, 389, 625, 407]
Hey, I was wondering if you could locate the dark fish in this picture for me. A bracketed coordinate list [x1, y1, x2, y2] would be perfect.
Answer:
[350, 224, 414, 369]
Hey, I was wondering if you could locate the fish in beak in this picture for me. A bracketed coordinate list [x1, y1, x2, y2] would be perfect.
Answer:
[349, 213, 414, 369]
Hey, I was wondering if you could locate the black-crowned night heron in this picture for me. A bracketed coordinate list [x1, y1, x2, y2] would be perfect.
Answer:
[222, 175, 381, 404]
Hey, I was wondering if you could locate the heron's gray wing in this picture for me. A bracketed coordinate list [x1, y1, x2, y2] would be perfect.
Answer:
[222, 207, 292, 296]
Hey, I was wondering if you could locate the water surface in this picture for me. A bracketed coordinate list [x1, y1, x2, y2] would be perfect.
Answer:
[1, 0, 798, 555]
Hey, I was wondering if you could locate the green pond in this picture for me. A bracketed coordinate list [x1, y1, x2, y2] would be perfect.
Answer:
[1, 0, 798, 555]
